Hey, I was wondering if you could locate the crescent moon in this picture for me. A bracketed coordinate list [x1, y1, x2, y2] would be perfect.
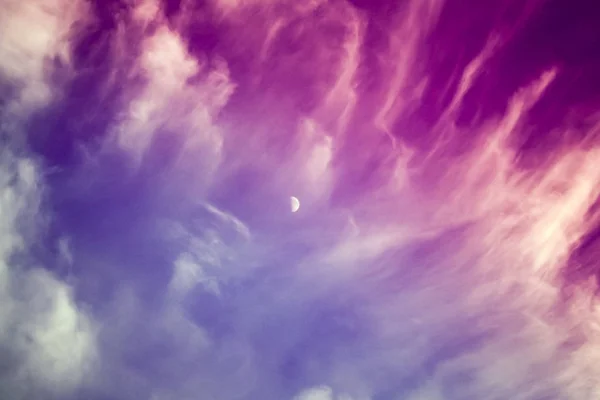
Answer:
[290, 196, 300, 213]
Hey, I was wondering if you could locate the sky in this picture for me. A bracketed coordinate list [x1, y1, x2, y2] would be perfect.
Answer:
[1, 0, 600, 399]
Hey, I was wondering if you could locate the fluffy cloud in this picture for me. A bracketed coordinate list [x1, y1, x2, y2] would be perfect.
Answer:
[0, 150, 96, 399]
[0, 0, 86, 115]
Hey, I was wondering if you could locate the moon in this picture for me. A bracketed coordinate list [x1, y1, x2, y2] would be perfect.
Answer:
[290, 196, 300, 213]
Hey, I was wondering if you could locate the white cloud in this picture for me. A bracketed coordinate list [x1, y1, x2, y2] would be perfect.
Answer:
[0, 1, 96, 392]
[0, 0, 87, 114]
[0, 150, 96, 398]
[294, 386, 334, 400]
[8, 269, 96, 395]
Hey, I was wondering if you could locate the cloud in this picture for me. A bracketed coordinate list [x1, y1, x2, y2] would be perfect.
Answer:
[294, 386, 335, 400]
[0, 149, 96, 399]
[109, 7, 235, 201]
[2, 0, 600, 399]
[0, 0, 87, 115]
[0, 1, 97, 397]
